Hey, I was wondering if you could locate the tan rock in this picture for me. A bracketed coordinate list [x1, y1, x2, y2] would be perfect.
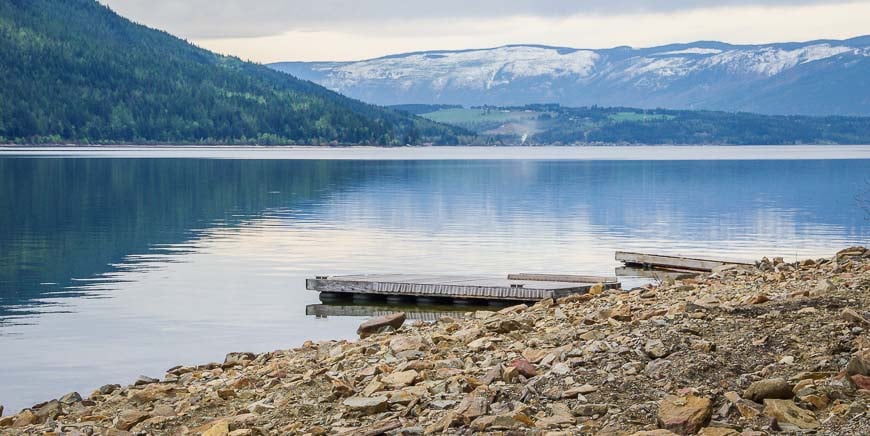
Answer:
[656, 394, 712, 435]
[342, 396, 389, 415]
[846, 350, 870, 376]
[382, 369, 419, 387]
[763, 399, 819, 431]
[389, 335, 424, 353]
[698, 428, 738, 436]
[632, 431, 679, 436]
[202, 420, 229, 436]
[114, 410, 149, 431]
[11, 410, 37, 428]
[357, 312, 406, 338]
[841, 308, 869, 326]
[743, 378, 793, 403]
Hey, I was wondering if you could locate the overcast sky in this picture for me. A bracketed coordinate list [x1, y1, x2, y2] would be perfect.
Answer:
[99, 0, 870, 63]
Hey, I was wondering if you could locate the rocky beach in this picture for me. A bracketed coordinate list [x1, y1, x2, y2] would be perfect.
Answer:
[1, 247, 868, 435]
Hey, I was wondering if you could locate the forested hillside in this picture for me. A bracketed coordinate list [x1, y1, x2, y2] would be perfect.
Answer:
[0, 0, 468, 145]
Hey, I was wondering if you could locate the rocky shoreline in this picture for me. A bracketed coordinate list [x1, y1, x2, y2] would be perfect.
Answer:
[1, 247, 869, 435]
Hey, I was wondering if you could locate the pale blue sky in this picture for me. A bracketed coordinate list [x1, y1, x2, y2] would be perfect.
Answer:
[100, 0, 870, 62]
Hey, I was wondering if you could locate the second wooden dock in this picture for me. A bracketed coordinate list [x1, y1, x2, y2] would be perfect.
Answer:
[306, 274, 620, 303]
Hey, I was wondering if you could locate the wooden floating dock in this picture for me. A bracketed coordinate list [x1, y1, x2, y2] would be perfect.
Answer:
[305, 273, 621, 302]
[615, 251, 752, 273]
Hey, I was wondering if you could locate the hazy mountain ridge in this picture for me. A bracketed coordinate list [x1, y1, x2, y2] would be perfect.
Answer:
[270, 36, 870, 116]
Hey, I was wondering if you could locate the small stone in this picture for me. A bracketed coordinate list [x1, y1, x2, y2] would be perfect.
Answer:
[99, 384, 121, 395]
[382, 370, 419, 387]
[12, 410, 37, 428]
[224, 352, 256, 366]
[551, 362, 570, 376]
[632, 431, 679, 436]
[389, 336, 424, 353]
[589, 283, 606, 295]
[644, 339, 670, 359]
[202, 420, 230, 436]
[485, 318, 524, 333]
[698, 428, 738, 436]
[503, 365, 520, 383]
[510, 359, 537, 378]
[656, 394, 712, 435]
[342, 396, 389, 415]
[842, 308, 870, 326]
[745, 294, 770, 305]
[846, 350, 870, 376]
[133, 375, 159, 386]
[743, 378, 794, 403]
[467, 337, 494, 351]
[852, 374, 870, 390]
[151, 404, 175, 417]
[59, 392, 82, 404]
[357, 312, 406, 338]
[762, 399, 819, 431]
[455, 387, 493, 423]
[115, 410, 149, 431]
[34, 400, 63, 423]
[573, 403, 609, 417]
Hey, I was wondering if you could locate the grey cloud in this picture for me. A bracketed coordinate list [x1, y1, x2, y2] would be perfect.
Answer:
[100, 0, 865, 39]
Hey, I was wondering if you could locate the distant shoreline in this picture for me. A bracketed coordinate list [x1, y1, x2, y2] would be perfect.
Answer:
[2, 144, 870, 161]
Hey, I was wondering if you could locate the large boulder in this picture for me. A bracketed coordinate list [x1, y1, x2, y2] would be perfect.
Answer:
[357, 312, 406, 338]
[743, 378, 794, 403]
[763, 399, 819, 431]
[656, 394, 712, 435]
[342, 396, 389, 415]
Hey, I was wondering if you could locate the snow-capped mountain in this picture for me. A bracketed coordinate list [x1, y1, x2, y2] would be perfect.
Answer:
[269, 36, 870, 116]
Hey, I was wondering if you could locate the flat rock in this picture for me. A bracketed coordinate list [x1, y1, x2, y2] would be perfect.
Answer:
[698, 428, 739, 436]
[202, 420, 230, 436]
[115, 409, 149, 431]
[342, 396, 389, 415]
[382, 369, 419, 387]
[656, 394, 712, 435]
[743, 378, 793, 403]
[763, 399, 819, 431]
[357, 312, 406, 338]
[133, 375, 159, 386]
[389, 336, 424, 353]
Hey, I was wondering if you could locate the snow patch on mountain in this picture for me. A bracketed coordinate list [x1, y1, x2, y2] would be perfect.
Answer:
[703, 44, 854, 76]
[325, 46, 599, 91]
[656, 48, 723, 56]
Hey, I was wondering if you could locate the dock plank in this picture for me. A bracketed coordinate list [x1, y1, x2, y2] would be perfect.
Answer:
[615, 251, 752, 272]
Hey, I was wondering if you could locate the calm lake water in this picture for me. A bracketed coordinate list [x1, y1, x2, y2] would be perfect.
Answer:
[1, 146, 869, 412]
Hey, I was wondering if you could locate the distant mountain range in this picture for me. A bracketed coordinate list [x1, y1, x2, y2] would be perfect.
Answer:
[270, 37, 870, 116]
